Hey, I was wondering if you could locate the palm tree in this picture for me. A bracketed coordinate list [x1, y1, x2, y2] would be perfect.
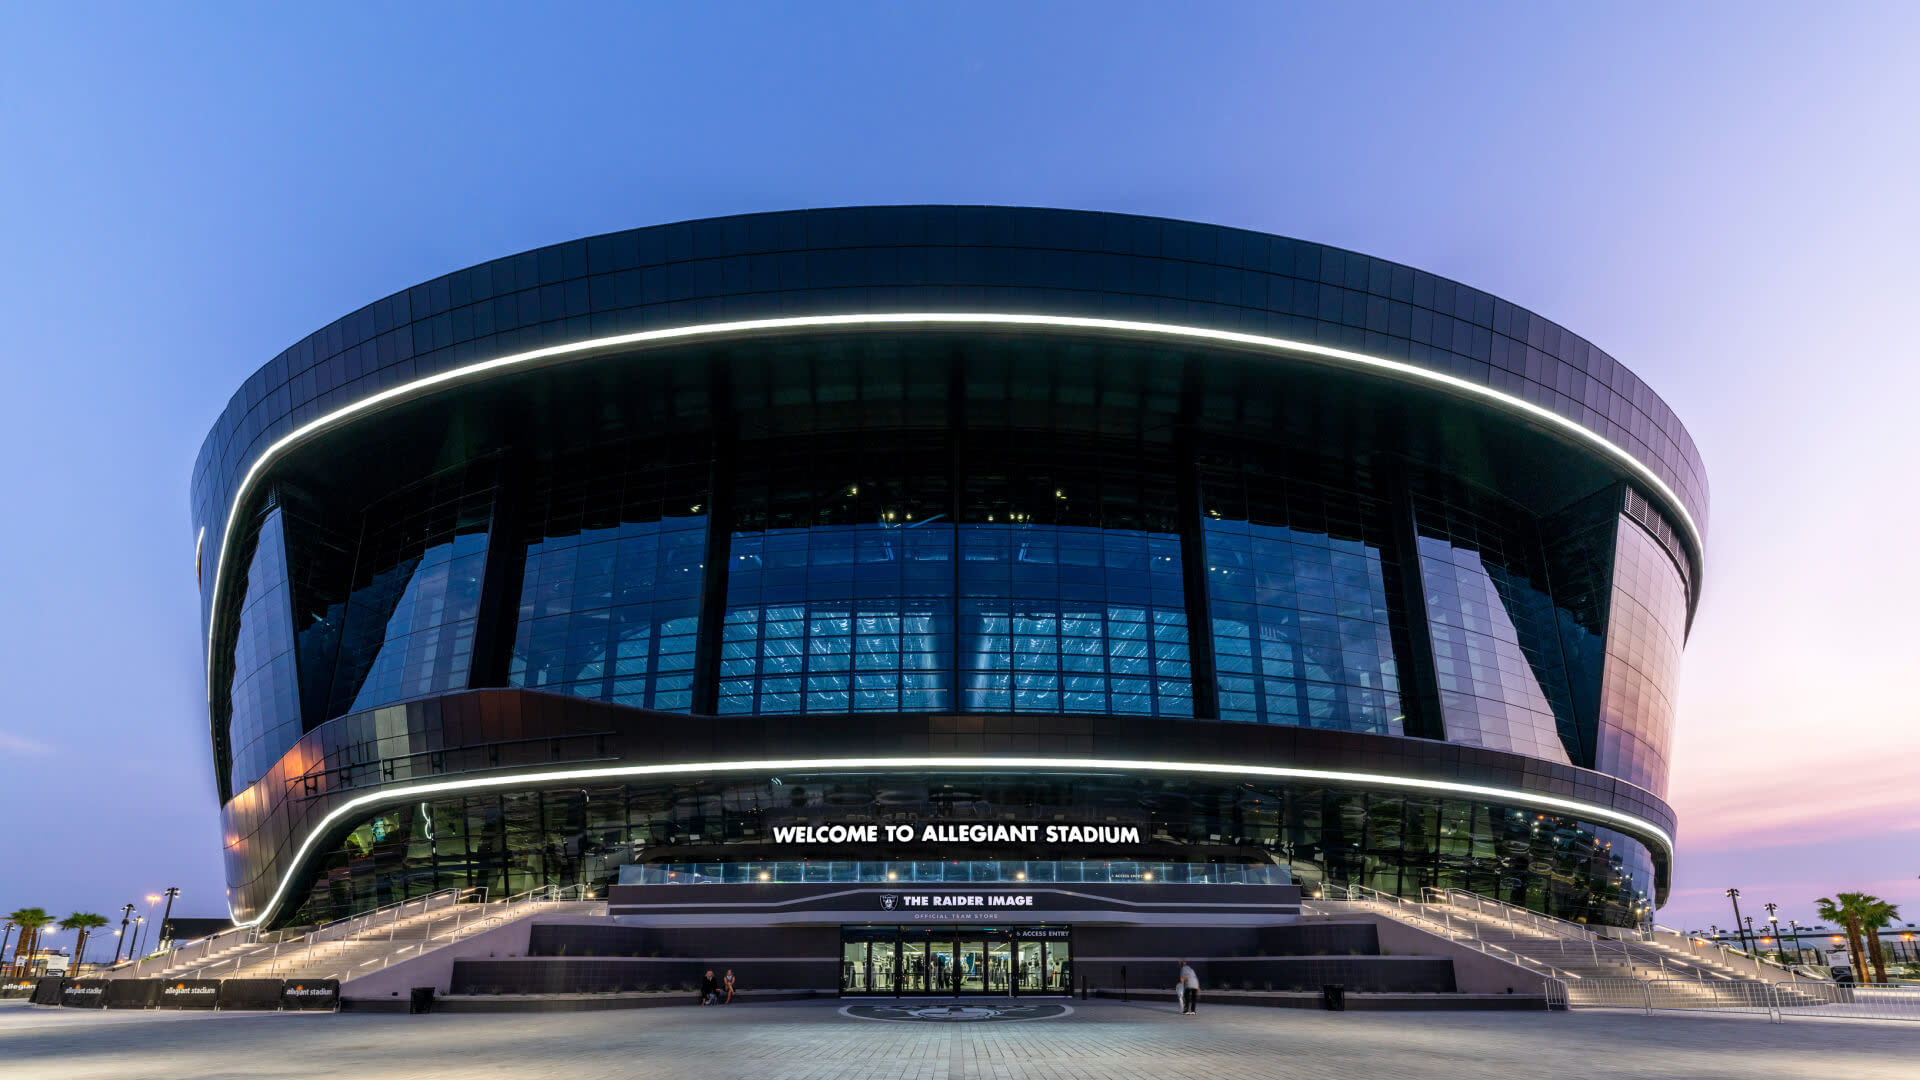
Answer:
[59, 913, 108, 974]
[1861, 898, 1901, 985]
[1815, 893, 1874, 982]
[5, 908, 53, 977]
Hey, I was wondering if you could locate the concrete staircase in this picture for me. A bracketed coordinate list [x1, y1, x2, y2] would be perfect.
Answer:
[99, 886, 604, 984]
[1306, 885, 1826, 1009]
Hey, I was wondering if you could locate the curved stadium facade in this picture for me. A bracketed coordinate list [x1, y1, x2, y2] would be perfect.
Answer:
[193, 207, 1704, 933]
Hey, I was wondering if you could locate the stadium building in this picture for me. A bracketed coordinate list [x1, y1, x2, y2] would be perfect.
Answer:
[193, 207, 1702, 993]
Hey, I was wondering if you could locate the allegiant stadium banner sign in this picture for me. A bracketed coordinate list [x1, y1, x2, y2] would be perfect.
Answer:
[770, 823, 1142, 846]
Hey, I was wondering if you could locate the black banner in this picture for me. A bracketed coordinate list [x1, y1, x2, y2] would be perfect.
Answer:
[105, 980, 160, 1009]
[218, 979, 285, 1011]
[280, 979, 340, 1011]
[155, 979, 221, 1010]
[32, 977, 66, 1006]
[60, 980, 109, 1008]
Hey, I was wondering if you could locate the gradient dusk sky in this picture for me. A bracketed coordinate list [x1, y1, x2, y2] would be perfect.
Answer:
[2, 4, 1914, 937]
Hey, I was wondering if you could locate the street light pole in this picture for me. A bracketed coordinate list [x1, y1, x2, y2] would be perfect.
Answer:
[157, 887, 180, 950]
[1, 923, 13, 976]
[111, 904, 134, 965]
[1788, 919, 1802, 966]
[1727, 888, 1753, 954]
[1764, 904, 1783, 965]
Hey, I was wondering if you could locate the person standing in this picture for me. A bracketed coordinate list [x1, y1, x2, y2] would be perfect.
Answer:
[723, 969, 737, 1004]
[1177, 960, 1199, 1014]
[700, 969, 719, 1005]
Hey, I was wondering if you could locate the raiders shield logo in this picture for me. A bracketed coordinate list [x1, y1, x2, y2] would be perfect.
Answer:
[880, 893, 898, 910]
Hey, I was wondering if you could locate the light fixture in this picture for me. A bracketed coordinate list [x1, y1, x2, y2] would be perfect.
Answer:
[222, 755, 1677, 926]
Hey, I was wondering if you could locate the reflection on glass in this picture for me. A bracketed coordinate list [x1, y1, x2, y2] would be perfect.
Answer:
[901, 942, 928, 992]
[1018, 941, 1044, 993]
[870, 941, 897, 993]
[959, 941, 986, 992]
[1045, 940, 1072, 993]
[1201, 460, 1405, 736]
[987, 940, 1012, 993]
[930, 939, 956, 993]
[1413, 495, 1575, 763]
[841, 941, 866, 993]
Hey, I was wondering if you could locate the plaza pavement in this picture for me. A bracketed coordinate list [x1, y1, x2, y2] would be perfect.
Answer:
[3, 996, 1917, 1079]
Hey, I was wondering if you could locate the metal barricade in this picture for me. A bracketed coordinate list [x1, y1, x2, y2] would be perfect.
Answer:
[1557, 977, 1779, 1021]
[1774, 980, 1920, 1023]
[1645, 978, 1778, 1020]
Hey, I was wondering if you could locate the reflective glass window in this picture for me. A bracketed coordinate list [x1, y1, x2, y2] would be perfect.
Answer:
[720, 435, 953, 714]
[1411, 493, 1575, 763]
[1201, 460, 1405, 735]
[218, 497, 301, 794]
[327, 469, 494, 716]
[508, 442, 709, 712]
[1596, 515, 1686, 795]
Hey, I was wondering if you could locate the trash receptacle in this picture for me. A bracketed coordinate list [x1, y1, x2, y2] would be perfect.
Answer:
[1320, 984, 1345, 1011]
[409, 987, 435, 1014]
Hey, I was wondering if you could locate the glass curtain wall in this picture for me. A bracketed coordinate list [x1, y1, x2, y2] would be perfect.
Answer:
[1596, 515, 1686, 796]
[1198, 452, 1407, 735]
[1409, 491, 1578, 764]
[718, 432, 1191, 717]
[507, 440, 710, 711]
[325, 465, 496, 717]
[286, 778, 1654, 927]
[217, 494, 302, 796]
[719, 433, 954, 714]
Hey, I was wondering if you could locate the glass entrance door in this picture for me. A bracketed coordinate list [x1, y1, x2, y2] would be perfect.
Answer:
[900, 941, 928, 992]
[870, 941, 897, 993]
[957, 940, 986, 992]
[929, 937, 957, 993]
[986, 940, 1012, 993]
[1043, 939, 1072, 993]
[841, 941, 868, 993]
[843, 927, 1068, 995]
[1016, 941, 1044, 994]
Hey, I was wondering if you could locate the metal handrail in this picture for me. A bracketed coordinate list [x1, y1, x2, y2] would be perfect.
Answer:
[1639, 921, 1809, 981]
[369, 883, 598, 972]
[1308, 883, 1582, 983]
[95, 922, 270, 980]
[168, 887, 484, 980]
[1428, 889, 1813, 985]
[1421, 887, 1650, 974]
[252, 887, 487, 978]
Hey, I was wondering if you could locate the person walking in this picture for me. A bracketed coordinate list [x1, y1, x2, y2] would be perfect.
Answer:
[1177, 960, 1199, 1015]
[700, 969, 719, 1005]
[723, 969, 737, 1004]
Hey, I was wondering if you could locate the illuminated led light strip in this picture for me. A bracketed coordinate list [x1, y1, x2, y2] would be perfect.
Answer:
[202, 311, 1704, 700]
[229, 755, 1675, 925]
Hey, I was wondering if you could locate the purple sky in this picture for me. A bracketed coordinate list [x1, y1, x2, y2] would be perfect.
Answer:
[2, 4, 1914, 937]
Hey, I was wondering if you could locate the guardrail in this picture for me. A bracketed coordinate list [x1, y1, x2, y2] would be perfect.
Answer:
[1430, 889, 1809, 984]
[1640, 922, 1814, 983]
[176, 887, 484, 980]
[354, 883, 597, 976]
[1423, 887, 1654, 974]
[1546, 976, 1920, 1023]
[1308, 883, 1582, 984]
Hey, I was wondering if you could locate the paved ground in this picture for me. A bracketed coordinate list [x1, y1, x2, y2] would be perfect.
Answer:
[4, 997, 1918, 1079]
